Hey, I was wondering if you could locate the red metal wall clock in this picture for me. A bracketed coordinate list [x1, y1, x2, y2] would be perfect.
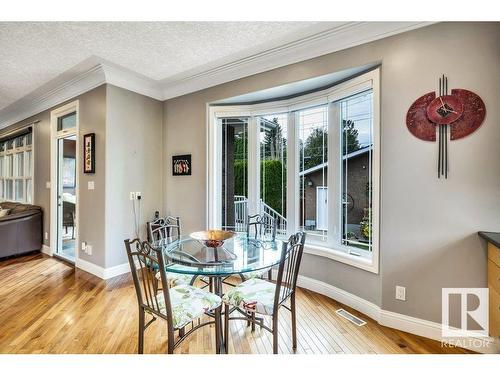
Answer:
[406, 75, 486, 178]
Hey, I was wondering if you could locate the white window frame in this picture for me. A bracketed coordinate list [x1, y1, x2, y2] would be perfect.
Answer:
[0, 129, 34, 204]
[207, 69, 380, 273]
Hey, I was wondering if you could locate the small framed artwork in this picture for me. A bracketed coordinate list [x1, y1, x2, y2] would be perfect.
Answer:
[83, 133, 95, 174]
[172, 154, 191, 176]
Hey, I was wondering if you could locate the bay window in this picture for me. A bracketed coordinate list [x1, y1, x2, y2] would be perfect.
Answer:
[208, 69, 379, 272]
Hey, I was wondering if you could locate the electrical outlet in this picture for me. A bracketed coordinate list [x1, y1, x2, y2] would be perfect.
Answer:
[45, 182, 51, 189]
[136, 192, 142, 200]
[44, 232, 49, 240]
[86, 245, 92, 256]
[88, 181, 95, 190]
[129, 192, 136, 200]
[81, 242, 87, 251]
[396, 286, 406, 301]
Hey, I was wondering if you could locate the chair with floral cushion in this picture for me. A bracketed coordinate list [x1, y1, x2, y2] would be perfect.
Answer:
[240, 214, 278, 281]
[124, 238, 223, 354]
[147, 216, 181, 242]
[147, 217, 191, 289]
[223, 232, 306, 354]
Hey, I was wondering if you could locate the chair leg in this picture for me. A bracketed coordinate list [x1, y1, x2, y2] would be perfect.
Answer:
[179, 327, 185, 338]
[167, 327, 175, 354]
[224, 304, 230, 354]
[291, 293, 297, 351]
[251, 312, 256, 332]
[215, 306, 222, 354]
[138, 307, 145, 354]
[272, 314, 279, 354]
[267, 269, 272, 281]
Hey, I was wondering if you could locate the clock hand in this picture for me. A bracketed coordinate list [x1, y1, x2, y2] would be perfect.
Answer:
[438, 96, 458, 114]
[439, 96, 448, 112]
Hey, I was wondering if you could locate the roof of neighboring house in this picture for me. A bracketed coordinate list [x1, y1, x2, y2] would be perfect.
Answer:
[298, 145, 372, 176]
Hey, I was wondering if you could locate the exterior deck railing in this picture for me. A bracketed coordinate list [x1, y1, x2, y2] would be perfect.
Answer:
[234, 195, 287, 234]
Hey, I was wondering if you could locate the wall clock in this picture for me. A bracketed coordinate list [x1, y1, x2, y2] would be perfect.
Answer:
[406, 75, 486, 178]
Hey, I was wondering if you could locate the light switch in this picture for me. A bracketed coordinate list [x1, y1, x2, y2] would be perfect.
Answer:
[46, 182, 51, 189]
[88, 181, 95, 190]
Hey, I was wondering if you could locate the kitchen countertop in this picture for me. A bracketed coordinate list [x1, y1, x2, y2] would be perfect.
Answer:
[478, 231, 500, 249]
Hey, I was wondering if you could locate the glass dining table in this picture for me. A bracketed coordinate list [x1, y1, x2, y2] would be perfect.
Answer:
[152, 231, 285, 295]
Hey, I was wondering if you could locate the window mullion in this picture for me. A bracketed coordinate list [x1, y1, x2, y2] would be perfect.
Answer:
[247, 116, 260, 216]
[328, 102, 341, 247]
[287, 111, 298, 237]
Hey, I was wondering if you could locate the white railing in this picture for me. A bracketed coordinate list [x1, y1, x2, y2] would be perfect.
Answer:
[234, 195, 248, 232]
[233, 195, 287, 234]
[260, 199, 287, 235]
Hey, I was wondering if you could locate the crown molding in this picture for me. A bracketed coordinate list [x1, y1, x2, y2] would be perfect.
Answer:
[0, 21, 434, 130]
[101, 64, 163, 101]
[161, 21, 435, 99]
[0, 65, 106, 129]
[0, 63, 162, 130]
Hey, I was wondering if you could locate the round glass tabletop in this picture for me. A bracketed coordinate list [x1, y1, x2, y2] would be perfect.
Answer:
[153, 233, 284, 276]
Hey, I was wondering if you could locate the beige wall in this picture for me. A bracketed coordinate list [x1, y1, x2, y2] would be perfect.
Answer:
[0, 85, 107, 266]
[105, 85, 163, 268]
[163, 22, 500, 321]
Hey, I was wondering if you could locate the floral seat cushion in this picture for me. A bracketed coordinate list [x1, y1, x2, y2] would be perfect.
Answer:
[157, 285, 222, 329]
[155, 272, 213, 288]
[241, 268, 270, 280]
[223, 278, 289, 316]
[155, 271, 192, 288]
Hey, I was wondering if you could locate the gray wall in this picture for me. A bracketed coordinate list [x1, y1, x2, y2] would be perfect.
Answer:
[105, 85, 163, 268]
[0, 85, 107, 267]
[163, 22, 500, 320]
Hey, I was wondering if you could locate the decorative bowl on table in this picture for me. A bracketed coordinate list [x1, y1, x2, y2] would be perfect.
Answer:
[190, 230, 237, 248]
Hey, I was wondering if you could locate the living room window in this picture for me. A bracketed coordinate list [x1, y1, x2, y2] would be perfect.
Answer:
[208, 68, 380, 273]
[0, 130, 33, 204]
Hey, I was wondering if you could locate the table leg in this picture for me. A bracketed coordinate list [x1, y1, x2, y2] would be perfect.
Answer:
[213, 276, 226, 354]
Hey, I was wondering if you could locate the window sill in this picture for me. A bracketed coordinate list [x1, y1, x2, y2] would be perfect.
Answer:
[303, 243, 379, 274]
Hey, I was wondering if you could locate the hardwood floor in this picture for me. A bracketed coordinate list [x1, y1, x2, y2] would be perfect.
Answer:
[0, 253, 471, 354]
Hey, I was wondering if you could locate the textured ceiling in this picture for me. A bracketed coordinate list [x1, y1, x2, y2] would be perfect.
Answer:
[0, 22, 333, 110]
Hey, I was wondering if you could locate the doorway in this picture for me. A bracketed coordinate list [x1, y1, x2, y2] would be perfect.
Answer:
[56, 134, 77, 261]
[51, 102, 79, 264]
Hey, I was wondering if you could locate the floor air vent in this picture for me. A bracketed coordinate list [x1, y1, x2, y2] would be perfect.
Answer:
[335, 309, 367, 326]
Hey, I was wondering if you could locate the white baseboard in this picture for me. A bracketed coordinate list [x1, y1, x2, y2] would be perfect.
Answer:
[103, 262, 131, 279]
[295, 274, 499, 354]
[297, 274, 380, 321]
[75, 257, 130, 280]
[379, 309, 498, 354]
[75, 257, 105, 278]
[41, 245, 51, 256]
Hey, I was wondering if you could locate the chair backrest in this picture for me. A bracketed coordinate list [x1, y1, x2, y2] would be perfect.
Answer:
[274, 232, 306, 306]
[124, 239, 173, 326]
[147, 216, 181, 242]
[246, 214, 277, 240]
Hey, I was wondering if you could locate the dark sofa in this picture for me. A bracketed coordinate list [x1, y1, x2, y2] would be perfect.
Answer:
[0, 202, 43, 258]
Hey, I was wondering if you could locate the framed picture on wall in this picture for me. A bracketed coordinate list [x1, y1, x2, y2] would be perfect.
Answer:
[83, 133, 95, 174]
[172, 154, 191, 176]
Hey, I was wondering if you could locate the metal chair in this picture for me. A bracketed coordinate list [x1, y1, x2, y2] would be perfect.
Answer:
[223, 232, 306, 354]
[246, 214, 277, 241]
[241, 214, 277, 281]
[124, 238, 222, 354]
[146, 217, 192, 287]
[147, 216, 181, 242]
